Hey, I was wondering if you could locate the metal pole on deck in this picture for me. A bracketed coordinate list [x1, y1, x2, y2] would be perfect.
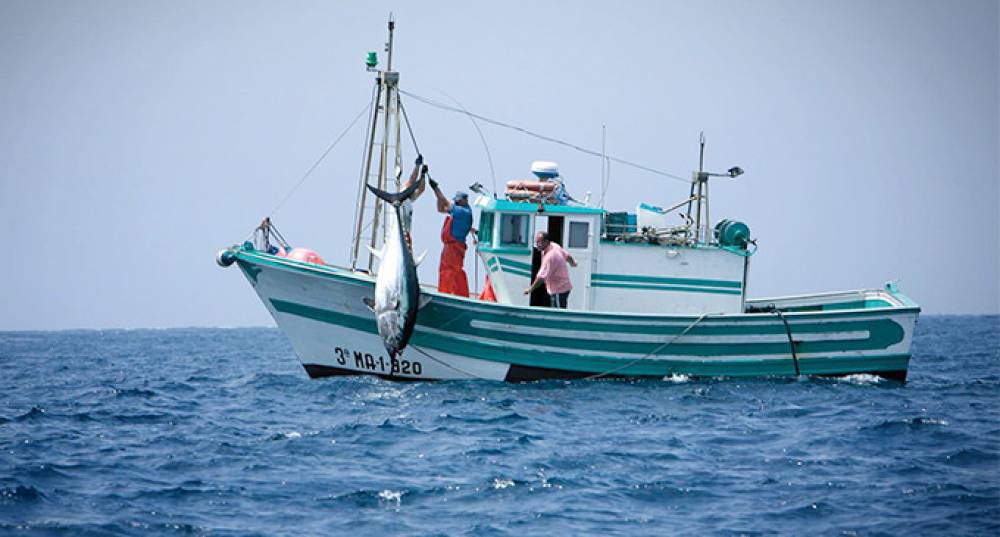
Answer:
[351, 83, 384, 271]
[695, 132, 705, 243]
[367, 16, 396, 272]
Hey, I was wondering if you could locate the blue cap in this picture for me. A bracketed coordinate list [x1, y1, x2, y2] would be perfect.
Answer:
[453, 191, 469, 201]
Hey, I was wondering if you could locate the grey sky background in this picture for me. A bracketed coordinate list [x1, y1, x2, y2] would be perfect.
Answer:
[1, 0, 997, 330]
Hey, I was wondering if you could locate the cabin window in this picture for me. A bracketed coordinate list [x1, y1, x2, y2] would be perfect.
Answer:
[500, 214, 529, 246]
[478, 212, 495, 246]
[568, 221, 589, 249]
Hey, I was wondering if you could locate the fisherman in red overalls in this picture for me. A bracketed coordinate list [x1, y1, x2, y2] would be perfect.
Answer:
[429, 177, 474, 297]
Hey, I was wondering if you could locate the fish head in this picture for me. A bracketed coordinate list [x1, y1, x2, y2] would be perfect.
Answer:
[376, 309, 406, 355]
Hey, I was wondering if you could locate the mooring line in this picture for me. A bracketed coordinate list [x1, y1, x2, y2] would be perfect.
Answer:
[408, 343, 485, 380]
[583, 313, 710, 380]
[772, 309, 801, 376]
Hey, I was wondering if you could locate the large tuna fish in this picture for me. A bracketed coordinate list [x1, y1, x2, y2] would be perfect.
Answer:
[363, 177, 427, 358]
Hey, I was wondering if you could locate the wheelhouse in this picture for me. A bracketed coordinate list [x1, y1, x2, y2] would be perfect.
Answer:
[475, 198, 749, 314]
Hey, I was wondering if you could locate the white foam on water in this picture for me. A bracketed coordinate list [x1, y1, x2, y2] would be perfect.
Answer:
[284, 431, 302, 439]
[838, 374, 883, 385]
[492, 478, 514, 489]
[378, 489, 402, 503]
[914, 417, 949, 426]
[663, 374, 691, 383]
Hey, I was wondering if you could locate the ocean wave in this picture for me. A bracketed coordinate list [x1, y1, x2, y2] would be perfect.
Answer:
[111, 387, 159, 399]
[0, 484, 46, 504]
[942, 447, 999, 467]
[859, 416, 951, 433]
[438, 412, 529, 424]
[317, 488, 410, 508]
[620, 480, 721, 502]
[11, 406, 47, 422]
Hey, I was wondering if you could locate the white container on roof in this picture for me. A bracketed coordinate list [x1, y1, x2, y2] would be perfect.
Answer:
[530, 161, 559, 179]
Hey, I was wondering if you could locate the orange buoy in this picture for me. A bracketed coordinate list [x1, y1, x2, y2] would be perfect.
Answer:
[286, 248, 326, 265]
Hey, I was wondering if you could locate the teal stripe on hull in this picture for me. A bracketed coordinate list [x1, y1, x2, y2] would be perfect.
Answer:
[493, 256, 532, 278]
[496, 256, 532, 271]
[272, 299, 376, 334]
[478, 246, 532, 256]
[779, 299, 893, 312]
[591, 281, 742, 295]
[592, 273, 742, 289]
[499, 267, 531, 278]
[797, 354, 910, 376]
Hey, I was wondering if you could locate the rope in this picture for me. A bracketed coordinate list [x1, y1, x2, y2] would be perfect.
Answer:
[772, 309, 801, 376]
[398, 99, 422, 156]
[397, 99, 442, 189]
[408, 343, 486, 379]
[266, 101, 372, 218]
[584, 313, 709, 380]
[399, 89, 689, 184]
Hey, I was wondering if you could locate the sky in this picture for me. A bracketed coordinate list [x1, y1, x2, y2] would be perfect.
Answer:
[1, 0, 997, 330]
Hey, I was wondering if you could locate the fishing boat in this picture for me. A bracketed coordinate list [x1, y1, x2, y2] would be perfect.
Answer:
[217, 20, 920, 382]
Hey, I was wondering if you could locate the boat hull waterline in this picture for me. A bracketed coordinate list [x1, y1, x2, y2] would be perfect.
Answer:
[234, 249, 918, 382]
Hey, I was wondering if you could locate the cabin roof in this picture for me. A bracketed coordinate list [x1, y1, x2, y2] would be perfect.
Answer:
[479, 198, 605, 215]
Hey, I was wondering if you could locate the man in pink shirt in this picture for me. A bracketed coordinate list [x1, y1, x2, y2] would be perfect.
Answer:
[523, 231, 578, 308]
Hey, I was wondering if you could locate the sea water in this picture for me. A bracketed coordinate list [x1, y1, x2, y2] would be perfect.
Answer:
[1, 316, 997, 535]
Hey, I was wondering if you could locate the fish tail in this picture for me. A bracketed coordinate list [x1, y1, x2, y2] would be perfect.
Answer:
[366, 176, 425, 206]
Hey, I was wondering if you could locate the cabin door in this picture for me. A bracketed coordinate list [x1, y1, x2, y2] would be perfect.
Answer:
[562, 216, 593, 310]
[529, 215, 564, 307]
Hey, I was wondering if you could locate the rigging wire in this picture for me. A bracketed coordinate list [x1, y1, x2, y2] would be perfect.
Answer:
[398, 99, 422, 156]
[350, 85, 380, 260]
[266, 101, 372, 219]
[432, 90, 498, 196]
[399, 89, 689, 184]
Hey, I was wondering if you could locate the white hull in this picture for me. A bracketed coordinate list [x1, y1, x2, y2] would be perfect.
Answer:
[232, 249, 920, 382]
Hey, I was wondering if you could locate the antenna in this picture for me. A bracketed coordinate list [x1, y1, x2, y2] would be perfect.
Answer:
[688, 131, 744, 245]
[599, 124, 607, 207]
[685, 131, 704, 232]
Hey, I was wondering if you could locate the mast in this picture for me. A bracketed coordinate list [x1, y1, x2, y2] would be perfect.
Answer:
[695, 132, 705, 243]
[351, 15, 403, 273]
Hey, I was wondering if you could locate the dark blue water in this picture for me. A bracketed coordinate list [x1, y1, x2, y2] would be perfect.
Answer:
[1, 316, 997, 536]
